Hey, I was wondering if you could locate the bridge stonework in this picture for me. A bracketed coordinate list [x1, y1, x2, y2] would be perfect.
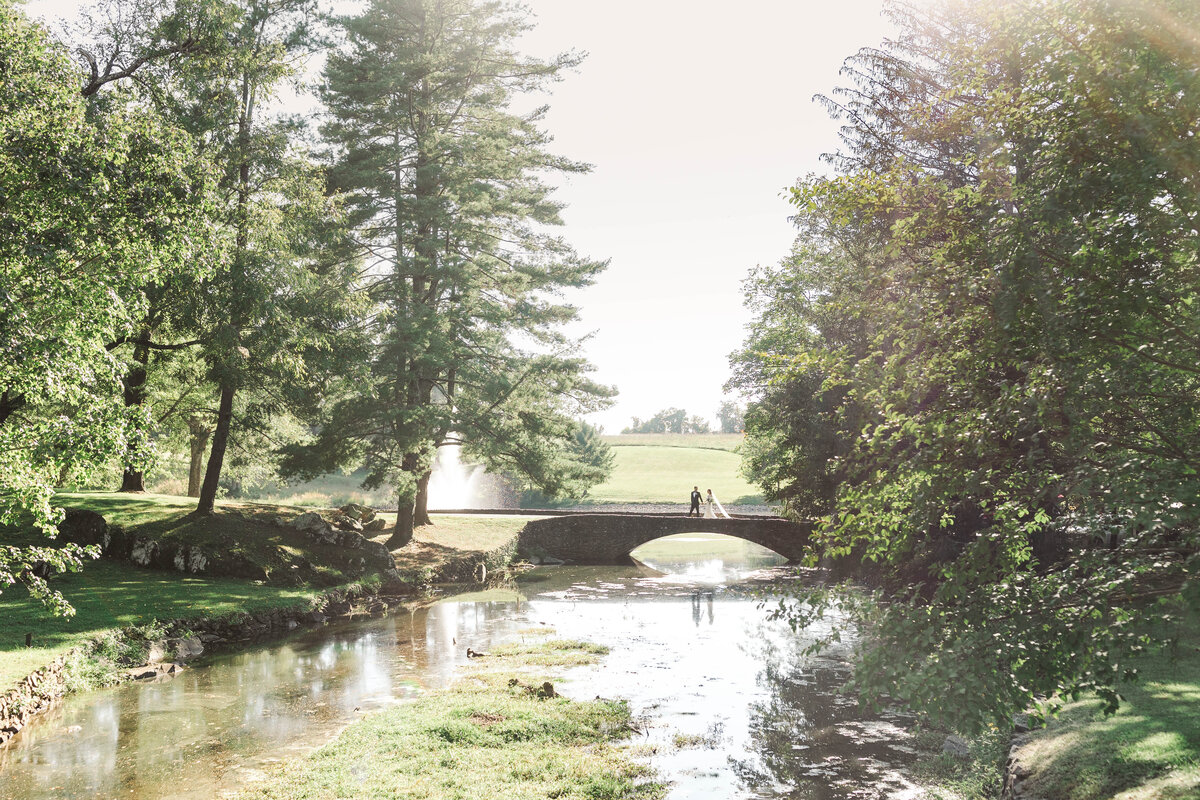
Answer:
[515, 514, 813, 565]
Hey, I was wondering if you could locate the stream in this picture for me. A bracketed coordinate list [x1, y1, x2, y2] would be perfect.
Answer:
[0, 535, 923, 799]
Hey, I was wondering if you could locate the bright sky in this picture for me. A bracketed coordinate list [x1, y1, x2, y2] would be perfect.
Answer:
[515, 0, 895, 431]
[28, 0, 896, 432]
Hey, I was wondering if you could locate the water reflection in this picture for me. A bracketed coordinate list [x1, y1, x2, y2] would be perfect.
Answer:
[1, 542, 920, 800]
[731, 628, 922, 798]
[691, 590, 715, 627]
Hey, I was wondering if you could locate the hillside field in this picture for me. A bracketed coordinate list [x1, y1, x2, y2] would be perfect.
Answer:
[584, 435, 761, 505]
[139, 433, 760, 509]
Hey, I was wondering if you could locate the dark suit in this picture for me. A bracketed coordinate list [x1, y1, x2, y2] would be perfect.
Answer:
[688, 490, 702, 517]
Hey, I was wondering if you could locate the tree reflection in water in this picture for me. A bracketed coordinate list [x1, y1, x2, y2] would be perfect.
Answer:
[690, 590, 715, 627]
[731, 625, 922, 799]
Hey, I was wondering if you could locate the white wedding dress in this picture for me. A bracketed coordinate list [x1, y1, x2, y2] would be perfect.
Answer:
[703, 493, 731, 519]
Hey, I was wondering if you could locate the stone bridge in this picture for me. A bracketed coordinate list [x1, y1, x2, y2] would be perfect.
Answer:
[515, 514, 813, 565]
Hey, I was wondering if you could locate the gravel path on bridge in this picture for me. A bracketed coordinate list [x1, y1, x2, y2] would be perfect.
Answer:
[549, 503, 778, 517]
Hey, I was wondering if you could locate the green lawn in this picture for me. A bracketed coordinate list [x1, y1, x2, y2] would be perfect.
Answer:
[1008, 618, 1200, 800]
[387, 513, 534, 551]
[0, 560, 319, 688]
[582, 444, 762, 505]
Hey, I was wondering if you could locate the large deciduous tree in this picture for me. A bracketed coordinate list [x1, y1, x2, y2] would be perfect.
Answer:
[0, 0, 214, 613]
[297, 0, 612, 546]
[139, 0, 364, 517]
[732, 0, 1200, 730]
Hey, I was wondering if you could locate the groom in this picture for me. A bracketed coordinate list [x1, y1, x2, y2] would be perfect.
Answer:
[688, 486, 702, 517]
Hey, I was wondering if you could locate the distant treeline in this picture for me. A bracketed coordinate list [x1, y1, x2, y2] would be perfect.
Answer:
[622, 402, 744, 435]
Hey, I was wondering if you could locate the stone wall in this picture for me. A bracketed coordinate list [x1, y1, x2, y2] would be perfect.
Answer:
[0, 654, 70, 747]
[516, 514, 812, 564]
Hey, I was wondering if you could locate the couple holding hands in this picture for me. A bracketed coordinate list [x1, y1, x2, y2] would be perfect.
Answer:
[688, 486, 730, 519]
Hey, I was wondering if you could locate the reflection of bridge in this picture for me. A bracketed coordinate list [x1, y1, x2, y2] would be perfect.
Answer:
[515, 514, 813, 565]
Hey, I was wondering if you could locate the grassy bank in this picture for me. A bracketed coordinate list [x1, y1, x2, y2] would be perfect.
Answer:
[914, 616, 1200, 800]
[51, 491, 366, 586]
[2, 498, 534, 690]
[391, 513, 538, 582]
[1007, 617, 1200, 800]
[0, 560, 320, 688]
[234, 639, 662, 800]
[1, 493, 335, 688]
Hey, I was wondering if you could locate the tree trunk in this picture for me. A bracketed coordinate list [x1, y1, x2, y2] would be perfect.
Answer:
[388, 497, 415, 549]
[187, 416, 212, 497]
[414, 469, 433, 526]
[0, 390, 25, 427]
[195, 66, 253, 516]
[387, 452, 422, 548]
[196, 384, 235, 515]
[118, 337, 151, 492]
[119, 468, 146, 493]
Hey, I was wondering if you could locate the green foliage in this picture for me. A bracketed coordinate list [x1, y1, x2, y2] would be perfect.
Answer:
[716, 400, 745, 434]
[910, 725, 1010, 800]
[61, 646, 120, 693]
[573, 422, 615, 483]
[732, 0, 1200, 730]
[520, 421, 615, 504]
[0, 0, 217, 614]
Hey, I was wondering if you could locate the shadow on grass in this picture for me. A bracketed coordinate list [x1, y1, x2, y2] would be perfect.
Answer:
[1020, 631, 1200, 800]
[393, 539, 482, 574]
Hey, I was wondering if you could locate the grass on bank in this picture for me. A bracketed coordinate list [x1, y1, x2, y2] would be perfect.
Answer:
[1, 497, 536, 689]
[0, 559, 320, 688]
[915, 616, 1200, 800]
[234, 640, 663, 800]
[1008, 617, 1200, 800]
[582, 445, 762, 505]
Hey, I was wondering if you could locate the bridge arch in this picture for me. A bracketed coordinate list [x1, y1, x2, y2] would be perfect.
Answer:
[516, 514, 812, 565]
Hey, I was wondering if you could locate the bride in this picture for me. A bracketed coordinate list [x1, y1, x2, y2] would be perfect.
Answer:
[703, 489, 731, 519]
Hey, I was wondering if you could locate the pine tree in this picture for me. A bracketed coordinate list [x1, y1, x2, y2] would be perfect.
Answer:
[307, 0, 612, 545]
